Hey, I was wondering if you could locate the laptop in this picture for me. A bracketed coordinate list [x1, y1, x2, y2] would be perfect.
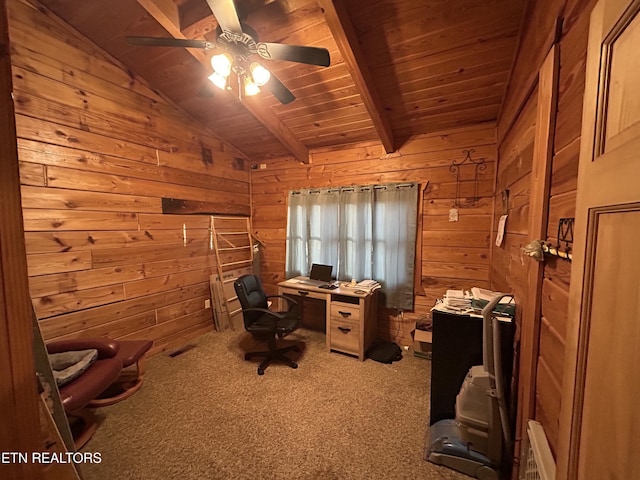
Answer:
[295, 263, 333, 287]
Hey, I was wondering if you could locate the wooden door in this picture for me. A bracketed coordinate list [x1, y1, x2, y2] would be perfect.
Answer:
[557, 0, 640, 478]
[0, 1, 43, 478]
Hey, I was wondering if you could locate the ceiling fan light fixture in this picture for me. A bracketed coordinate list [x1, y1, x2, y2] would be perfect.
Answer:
[211, 53, 232, 77]
[244, 76, 260, 96]
[128, 0, 330, 105]
[208, 71, 228, 90]
[250, 62, 270, 87]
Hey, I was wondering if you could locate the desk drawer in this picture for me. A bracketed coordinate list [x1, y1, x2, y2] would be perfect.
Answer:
[330, 302, 360, 321]
[329, 317, 359, 354]
[279, 286, 326, 301]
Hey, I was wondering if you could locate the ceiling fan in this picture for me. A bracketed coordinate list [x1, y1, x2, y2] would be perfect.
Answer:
[126, 0, 330, 104]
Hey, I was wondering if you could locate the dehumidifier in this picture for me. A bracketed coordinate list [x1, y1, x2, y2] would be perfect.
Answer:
[426, 293, 514, 480]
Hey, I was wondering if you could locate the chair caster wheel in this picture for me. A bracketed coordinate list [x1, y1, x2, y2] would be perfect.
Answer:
[257, 368, 265, 375]
[291, 363, 298, 369]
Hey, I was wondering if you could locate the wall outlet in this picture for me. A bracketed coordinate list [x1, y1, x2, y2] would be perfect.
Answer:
[204, 299, 211, 309]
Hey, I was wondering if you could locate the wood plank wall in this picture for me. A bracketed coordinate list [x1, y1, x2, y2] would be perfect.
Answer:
[493, 0, 596, 454]
[491, 86, 537, 316]
[251, 123, 496, 345]
[8, 0, 250, 355]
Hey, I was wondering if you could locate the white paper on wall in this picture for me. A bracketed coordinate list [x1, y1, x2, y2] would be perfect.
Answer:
[495, 214, 508, 247]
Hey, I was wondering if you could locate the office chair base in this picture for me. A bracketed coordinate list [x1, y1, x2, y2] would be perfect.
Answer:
[245, 345, 300, 375]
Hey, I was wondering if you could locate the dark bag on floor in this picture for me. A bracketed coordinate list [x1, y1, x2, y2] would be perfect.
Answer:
[367, 341, 402, 363]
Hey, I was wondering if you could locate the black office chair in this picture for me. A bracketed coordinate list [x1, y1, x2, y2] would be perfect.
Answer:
[233, 274, 301, 375]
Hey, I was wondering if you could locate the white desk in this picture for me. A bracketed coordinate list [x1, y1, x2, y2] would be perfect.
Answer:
[277, 279, 378, 361]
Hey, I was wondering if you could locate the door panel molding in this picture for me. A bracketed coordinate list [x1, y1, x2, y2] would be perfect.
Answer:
[557, 0, 640, 477]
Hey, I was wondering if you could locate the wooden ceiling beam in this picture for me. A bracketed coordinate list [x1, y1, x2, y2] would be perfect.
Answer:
[240, 90, 310, 164]
[137, 0, 310, 163]
[221, 69, 310, 163]
[317, 0, 395, 153]
[177, 0, 215, 33]
[136, 0, 207, 63]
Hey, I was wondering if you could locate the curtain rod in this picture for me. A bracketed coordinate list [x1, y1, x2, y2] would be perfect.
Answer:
[290, 182, 417, 195]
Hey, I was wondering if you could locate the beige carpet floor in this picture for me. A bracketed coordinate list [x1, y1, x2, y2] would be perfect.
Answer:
[80, 328, 469, 480]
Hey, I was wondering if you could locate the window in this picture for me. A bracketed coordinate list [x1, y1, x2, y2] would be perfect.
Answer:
[286, 183, 418, 309]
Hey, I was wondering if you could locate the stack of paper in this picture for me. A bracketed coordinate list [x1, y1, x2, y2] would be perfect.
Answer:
[471, 287, 514, 304]
[355, 279, 381, 292]
[443, 289, 472, 309]
[470, 287, 516, 316]
[471, 287, 496, 302]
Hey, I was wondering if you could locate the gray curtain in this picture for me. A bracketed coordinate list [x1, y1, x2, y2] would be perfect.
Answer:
[285, 190, 309, 278]
[286, 188, 339, 277]
[372, 184, 418, 310]
[286, 183, 418, 309]
[338, 185, 373, 282]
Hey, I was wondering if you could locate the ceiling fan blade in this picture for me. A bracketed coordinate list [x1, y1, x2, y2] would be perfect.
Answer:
[205, 0, 243, 34]
[257, 42, 330, 67]
[126, 36, 214, 49]
[264, 73, 295, 105]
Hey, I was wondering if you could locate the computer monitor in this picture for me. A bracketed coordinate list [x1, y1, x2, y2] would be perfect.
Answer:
[309, 263, 333, 282]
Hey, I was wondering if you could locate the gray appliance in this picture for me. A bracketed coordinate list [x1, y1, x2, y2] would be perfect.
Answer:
[426, 293, 515, 480]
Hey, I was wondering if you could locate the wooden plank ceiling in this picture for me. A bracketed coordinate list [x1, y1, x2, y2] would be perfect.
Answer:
[35, 0, 525, 163]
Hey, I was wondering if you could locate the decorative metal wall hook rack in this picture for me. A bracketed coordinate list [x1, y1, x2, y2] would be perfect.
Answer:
[542, 218, 575, 261]
[540, 242, 572, 260]
[450, 149, 486, 207]
[557, 217, 574, 248]
[522, 218, 575, 262]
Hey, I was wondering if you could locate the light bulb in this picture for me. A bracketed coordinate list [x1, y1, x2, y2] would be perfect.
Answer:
[244, 76, 260, 96]
[211, 53, 231, 77]
[208, 72, 227, 90]
[250, 63, 270, 87]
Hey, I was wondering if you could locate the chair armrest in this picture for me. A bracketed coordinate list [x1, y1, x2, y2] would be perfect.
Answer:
[47, 338, 120, 359]
[241, 307, 287, 320]
[266, 294, 298, 309]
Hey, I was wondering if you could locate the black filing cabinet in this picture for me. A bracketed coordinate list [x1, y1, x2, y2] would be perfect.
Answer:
[429, 310, 515, 426]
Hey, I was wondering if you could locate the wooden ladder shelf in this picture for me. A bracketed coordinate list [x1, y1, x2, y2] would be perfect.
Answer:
[210, 216, 254, 330]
